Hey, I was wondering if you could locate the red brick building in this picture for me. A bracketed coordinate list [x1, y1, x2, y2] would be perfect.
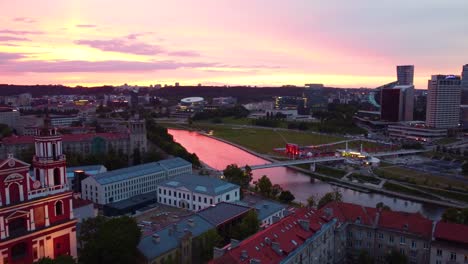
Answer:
[0, 120, 77, 263]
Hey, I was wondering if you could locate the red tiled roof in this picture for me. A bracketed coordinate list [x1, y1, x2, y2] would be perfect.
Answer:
[319, 201, 378, 226]
[1, 133, 128, 145]
[210, 208, 332, 264]
[378, 210, 433, 239]
[434, 221, 468, 245]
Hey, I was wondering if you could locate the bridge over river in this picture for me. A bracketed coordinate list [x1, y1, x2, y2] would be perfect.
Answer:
[247, 149, 428, 170]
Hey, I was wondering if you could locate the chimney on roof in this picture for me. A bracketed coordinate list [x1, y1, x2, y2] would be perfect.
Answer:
[355, 216, 362, 224]
[231, 239, 240, 249]
[152, 233, 160, 244]
[240, 250, 249, 261]
[7, 153, 13, 159]
[250, 259, 261, 264]
[188, 218, 195, 227]
[403, 223, 409, 230]
[272, 216, 280, 224]
[213, 247, 226, 259]
[264, 237, 272, 245]
[271, 242, 283, 256]
[299, 219, 310, 231]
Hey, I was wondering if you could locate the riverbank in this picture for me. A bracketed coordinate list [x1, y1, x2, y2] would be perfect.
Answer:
[173, 128, 466, 209]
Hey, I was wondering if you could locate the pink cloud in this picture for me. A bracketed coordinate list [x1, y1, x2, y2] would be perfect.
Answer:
[0, 36, 30, 42]
[167, 50, 200, 57]
[0, 29, 42, 35]
[75, 39, 164, 55]
[13, 17, 36, 23]
[76, 24, 97, 28]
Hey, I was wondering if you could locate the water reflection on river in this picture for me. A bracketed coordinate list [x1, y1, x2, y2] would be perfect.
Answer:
[168, 129, 445, 220]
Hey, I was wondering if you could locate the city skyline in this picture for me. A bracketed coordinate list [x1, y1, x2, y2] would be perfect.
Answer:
[0, 0, 467, 88]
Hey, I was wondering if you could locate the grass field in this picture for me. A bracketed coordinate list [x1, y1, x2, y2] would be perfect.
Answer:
[383, 182, 439, 200]
[204, 126, 344, 154]
[349, 173, 381, 185]
[374, 166, 468, 190]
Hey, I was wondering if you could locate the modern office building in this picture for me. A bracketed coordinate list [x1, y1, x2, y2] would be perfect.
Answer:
[388, 122, 447, 142]
[380, 85, 414, 122]
[81, 158, 192, 205]
[397, 65, 415, 85]
[0, 118, 77, 263]
[426, 75, 461, 129]
[157, 174, 240, 211]
[303, 83, 327, 112]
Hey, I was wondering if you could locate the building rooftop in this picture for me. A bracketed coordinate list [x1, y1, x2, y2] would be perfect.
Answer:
[319, 201, 378, 226]
[378, 210, 433, 239]
[138, 215, 214, 261]
[93, 158, 190, 185]
[211, 207, 333, 264]
[159, 174, 239, 196]
[434, 221, 468, 245]
[1, 132, 129, 145]
[235, 195, 287, 222]
[66, 165, 107, 178]
[197, 202, 251, 227]
[157, 157, 192, 170]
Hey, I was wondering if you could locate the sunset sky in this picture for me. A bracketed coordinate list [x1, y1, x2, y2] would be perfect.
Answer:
[0, 0, 467, 88]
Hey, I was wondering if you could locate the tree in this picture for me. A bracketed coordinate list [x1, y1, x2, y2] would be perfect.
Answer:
[34, 256, 75, 264]
[442, 208, 468, 225]
[223, 164, 252, 190]
[271, 184, 283, 198]
[232, 210, 260, 240]
[194, 229, 223, 262]
[385, 250, 408, 264]
[0, 123, 12, 138]
[278, 190, 295, 203]
[357, 250, 373, 264]
[79, 216, 141, 264]
[307, 195, 316, 207]
[317, 191, 343, 208]
[255, 175, 273, 197]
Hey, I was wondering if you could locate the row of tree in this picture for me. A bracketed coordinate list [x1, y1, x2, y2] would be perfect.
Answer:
[146, 118, 201, 167]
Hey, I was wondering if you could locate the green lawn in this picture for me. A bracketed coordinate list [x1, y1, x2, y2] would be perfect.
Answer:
[374, 166, 468, 190]
[315, 165, 347, 178]
[207, 126, 343, 154]
[383, 182, 439, 200]
[349, 173, 381, 185]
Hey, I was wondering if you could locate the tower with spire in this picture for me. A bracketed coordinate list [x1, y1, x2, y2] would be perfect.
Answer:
[0, 110, 77, 263]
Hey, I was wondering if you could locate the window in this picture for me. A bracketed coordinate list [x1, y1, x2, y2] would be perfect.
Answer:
[450, 252, 456, 261]
[436, 249, 442, 257]
[53, 168, 61, 186]
[198, 196, 201, 202]
[367, 231, 372, 238]
[55, 200, 64, 216]
[399, 248, 405, 255]
[389, 235, 394, 243]
[226, 194, 230, 200]
[411, 241, 416, 249]
[204, 197, 207, 203]
[210, 198, 213, 204]
[400, 237, 406, 244]
[378, 233, 384, 239]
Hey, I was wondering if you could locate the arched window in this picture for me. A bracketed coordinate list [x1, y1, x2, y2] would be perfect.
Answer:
[55, 200, 64, 216]
[8, 182, 21, 204]
[35, 168, 40, 180]
[53, 168, 61, 186]
[11, 242, 27, 260]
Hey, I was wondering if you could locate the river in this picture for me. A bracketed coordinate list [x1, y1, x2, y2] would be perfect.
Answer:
[168, 129, 445, 220]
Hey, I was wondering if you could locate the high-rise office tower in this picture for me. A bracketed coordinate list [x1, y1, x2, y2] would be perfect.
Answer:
[460, 64, 468, 104]
[426, 75, 461, 129]
[380, 85, 414, 122]
[397, 65, 414, 85]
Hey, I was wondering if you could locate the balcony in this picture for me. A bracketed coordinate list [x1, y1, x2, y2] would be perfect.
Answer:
[32, 154, 66, 163]
[28, 184, 69, 199]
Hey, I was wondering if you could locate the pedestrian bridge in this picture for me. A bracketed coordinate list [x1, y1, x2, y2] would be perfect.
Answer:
[247, 149, 428, 170]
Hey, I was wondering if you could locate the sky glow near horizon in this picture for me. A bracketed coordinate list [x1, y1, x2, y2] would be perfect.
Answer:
[0, 0, 467, 88]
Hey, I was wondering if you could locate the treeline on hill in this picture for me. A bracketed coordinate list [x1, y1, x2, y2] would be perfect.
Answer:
[251, 103, 367, 135]
[0, 85, 114, 97]
[146, 118, 201, 167]
[192, 105, 249, 121]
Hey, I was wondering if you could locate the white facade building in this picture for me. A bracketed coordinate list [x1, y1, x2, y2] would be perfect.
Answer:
[157, 174, 240, 211]
[426, 75, 461, 129]
[81, 158, 192, 204]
